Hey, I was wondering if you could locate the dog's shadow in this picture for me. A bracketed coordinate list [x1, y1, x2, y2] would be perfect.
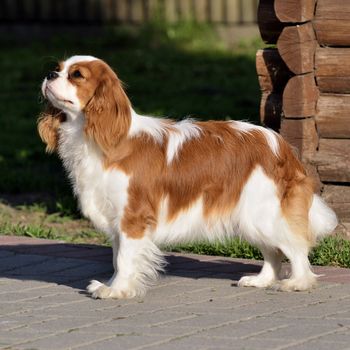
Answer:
[0, 242, 262, 293]
[165, 253, 261, 282]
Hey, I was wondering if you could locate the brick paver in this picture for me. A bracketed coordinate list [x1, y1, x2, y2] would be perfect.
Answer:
[0, 235, 350, 350]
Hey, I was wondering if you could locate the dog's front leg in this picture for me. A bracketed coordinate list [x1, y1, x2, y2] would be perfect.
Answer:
[87, 232, 165, 299]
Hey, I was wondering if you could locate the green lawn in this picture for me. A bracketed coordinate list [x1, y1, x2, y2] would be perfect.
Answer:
[0, 22, 348, 268]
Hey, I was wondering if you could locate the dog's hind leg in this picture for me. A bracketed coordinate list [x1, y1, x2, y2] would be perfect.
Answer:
[276, 241, 317, 292]
[238, 246, 283, 288]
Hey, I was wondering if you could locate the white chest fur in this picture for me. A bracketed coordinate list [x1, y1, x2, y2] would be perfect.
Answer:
[57, 117, 129, 236]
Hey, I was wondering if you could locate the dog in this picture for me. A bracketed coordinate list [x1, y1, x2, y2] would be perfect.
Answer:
[38, 55, 338, 299]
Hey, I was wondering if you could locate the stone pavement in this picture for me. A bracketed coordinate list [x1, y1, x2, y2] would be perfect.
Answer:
[0, 236, 350, 350]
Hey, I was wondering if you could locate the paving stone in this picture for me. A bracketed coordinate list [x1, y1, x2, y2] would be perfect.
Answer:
[0, 250, 16, 259]
[5, 258, 85, 276]
[71, 333, 171, 350]
[140, 334, 286, 350]
[318, 329, 350, 343]
[283, 340, 350, 350]
[0, 254, 52, 273]
[13, 330, 118, 350]
[271, 298, 350, 319]
[75, 322, 198, 338]
[198, 318, 290, 339]
[255, 323, 344, 341]
[0, 278, 56, 293]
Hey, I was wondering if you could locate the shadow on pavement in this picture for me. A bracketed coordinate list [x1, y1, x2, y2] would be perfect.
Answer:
[0, 242, 262, 292]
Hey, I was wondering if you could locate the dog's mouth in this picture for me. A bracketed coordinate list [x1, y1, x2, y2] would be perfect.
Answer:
[45, 86, 74, 105]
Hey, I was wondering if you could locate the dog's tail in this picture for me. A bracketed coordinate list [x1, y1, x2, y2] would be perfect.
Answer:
[309, 194, 338, 240]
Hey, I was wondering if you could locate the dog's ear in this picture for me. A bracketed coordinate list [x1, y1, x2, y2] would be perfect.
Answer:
[84, 62, 131, 156]
[37, 103, 66, 153]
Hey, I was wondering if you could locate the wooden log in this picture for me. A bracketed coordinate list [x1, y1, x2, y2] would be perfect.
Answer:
[116, 0, 128, 21]
[277, 23, 317, 75]
[227, 0, 240, 23]
[242, 0, 257, 23]
[315, 48, 350, 94]
[274, 0, 316, 23]
[193, 0, 207, 22]
[322, 185, 350, 222]
[316, 94, 350, 139]
[164, 0, 177, 22]
[314, 0, 350, 46]
[257, 0, 284, 44]
[280, 118, 318, 161]
[148, 0, 161, 19]
[260, 92, 283, 131]
[314, 139, 350, 182]
[256, 49, 293, 93]
[283, 73, 319, 118]
[130, 0, 145, 22]
[210, 0, 222, 22]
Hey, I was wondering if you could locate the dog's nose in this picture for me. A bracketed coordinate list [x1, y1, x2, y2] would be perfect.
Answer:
[46, 71, 59, 81]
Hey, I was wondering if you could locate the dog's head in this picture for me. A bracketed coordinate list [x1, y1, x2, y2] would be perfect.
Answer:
[39, 56, 131, 154]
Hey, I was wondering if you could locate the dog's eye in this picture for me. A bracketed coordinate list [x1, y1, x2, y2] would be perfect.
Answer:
[72, 70, 83, 79]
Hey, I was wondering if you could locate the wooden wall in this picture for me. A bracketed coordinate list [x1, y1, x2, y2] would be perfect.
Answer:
[0, 0, 258, 25]
[257, 0, 350, 234]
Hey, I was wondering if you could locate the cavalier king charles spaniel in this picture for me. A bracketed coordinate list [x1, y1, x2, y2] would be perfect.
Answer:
[38, 55, 337, 299]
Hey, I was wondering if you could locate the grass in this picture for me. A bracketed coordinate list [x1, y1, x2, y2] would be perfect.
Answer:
[168, 236, 350, 268]
[309, 237, 350, 268]
[0, 21, 348, 268]
[167, 238, 263, 260]
[0, 221, 109, 245]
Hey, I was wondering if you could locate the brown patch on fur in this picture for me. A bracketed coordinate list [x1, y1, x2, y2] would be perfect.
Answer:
[117, 135, 167, 239]
[166, 122, 270, 220]
[68, 60, 131, 157]
[276, 140, 315, 245]
[37, 104, 66, 153]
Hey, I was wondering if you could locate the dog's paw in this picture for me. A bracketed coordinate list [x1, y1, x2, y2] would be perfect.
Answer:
[238, 275, 275, 288]
[87, 280, 137, 299]
[87, 280, 104, 294]
[87, 280, 112, 299]
[273, 277, 317, 292]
